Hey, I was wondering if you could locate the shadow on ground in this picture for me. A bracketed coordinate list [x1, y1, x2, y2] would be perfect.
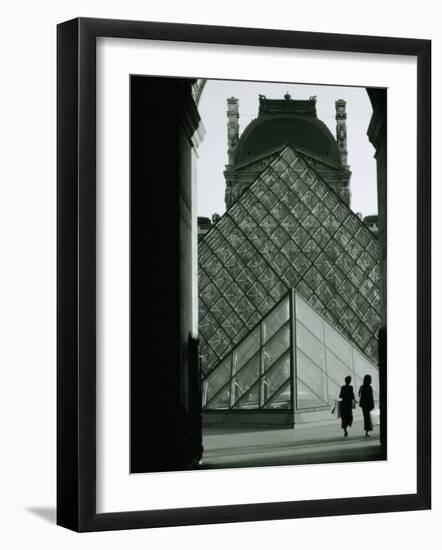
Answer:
[26, 507, 56, 524]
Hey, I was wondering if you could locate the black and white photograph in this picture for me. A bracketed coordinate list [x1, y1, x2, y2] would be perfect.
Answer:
[130, 76, 387, 473]
[0, 0, 436, 545]
[54, 13, 430, 535]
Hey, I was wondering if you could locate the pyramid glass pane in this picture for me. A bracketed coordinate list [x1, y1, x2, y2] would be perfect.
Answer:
[207, 387, 231, 410]
[233, 381, 260, 409]
[294, 293, 379, 410]
[262, 352, 291, 402]
[232, 354, 261, 406]
[295, 322, 326, 368]
[202, 357, 232, 407]
[296, 351, 328, 404]
[234, 327, 260, 371]
[297, 379, 327, 409]
[324, 350, 353, 399]
[295, 294, 324, 340]
[263, 324, 290, 370]
[202, 293, 294, 411]
[324, 323, 353, 366]
[263, 296, 290, 342]
[264, 381, 291, 409]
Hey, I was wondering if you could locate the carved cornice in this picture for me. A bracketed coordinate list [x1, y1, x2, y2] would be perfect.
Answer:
[179, 80, 205, 149]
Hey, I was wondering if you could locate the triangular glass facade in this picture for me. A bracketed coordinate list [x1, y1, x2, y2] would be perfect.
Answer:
[294, 292, 379, 409]
[199, 145, 381, 377]
[202, 291, 379, 411]
[202, 294, 292, 410]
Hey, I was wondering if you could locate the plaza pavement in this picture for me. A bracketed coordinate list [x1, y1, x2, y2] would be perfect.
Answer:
[200, 418, 383, 469]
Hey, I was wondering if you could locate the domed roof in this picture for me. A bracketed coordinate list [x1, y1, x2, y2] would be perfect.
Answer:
[233, 96, 341, 166]
[234, 114, 342, 166]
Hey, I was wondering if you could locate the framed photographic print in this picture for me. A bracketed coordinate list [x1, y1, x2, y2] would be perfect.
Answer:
[57, 17, 431, 531]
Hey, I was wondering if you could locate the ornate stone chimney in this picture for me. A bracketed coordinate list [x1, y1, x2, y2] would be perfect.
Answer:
[335, 99, 349, 168]
[226, 97, 239, 166]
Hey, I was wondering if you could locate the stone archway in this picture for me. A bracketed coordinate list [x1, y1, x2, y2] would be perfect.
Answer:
[192, 79, 207, 106]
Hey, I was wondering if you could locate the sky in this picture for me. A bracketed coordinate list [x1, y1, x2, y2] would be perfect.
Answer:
[196, 79, 377, 219]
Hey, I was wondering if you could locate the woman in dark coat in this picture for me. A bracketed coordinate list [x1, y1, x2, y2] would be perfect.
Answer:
[339, 375, 355, 437]
[359, 374, 375, 436]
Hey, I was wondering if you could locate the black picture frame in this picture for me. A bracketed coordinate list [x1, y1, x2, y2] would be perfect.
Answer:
[57, 17, 431, 532]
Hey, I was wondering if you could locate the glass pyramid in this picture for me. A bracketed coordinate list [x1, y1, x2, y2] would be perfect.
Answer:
[199, 145, 381, 376]
[202, 291, 379, 411]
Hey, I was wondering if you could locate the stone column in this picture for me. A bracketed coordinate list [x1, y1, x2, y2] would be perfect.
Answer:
[227, 97, 239, 166]
[335, 99, 349, 168]
[224, 97, 240, 209]
[367, 88, 387, 453]
[130, 76, 203, 472]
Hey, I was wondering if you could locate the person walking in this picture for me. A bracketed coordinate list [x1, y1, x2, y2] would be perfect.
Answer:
[339, 375, 355, 437]
[359, 374, 375, 437]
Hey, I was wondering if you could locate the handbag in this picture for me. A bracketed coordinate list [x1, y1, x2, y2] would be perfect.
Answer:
[370, 408, 380, 427]
[351, 398, 357, 409]
[330, 400, 342, 418]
